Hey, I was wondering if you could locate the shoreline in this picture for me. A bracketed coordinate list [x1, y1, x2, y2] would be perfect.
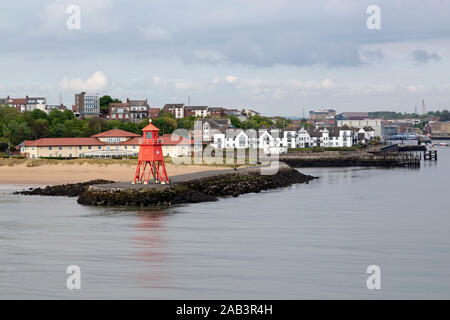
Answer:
[14, 163, 318, 207]
[0, 161, 231, 185]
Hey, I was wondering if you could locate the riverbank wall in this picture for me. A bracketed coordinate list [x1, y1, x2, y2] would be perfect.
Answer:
[280, 152, 420, 167]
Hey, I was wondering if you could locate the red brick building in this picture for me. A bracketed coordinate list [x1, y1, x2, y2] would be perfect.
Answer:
[149, 108, 160, 119]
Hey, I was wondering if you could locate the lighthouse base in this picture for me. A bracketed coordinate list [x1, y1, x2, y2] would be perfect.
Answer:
[133, 160, 169, 185]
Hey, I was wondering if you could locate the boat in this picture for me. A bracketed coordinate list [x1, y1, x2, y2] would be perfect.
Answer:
[433, 142, 449, 147]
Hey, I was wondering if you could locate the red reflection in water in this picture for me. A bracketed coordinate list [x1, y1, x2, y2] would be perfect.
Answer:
[133, 210, 169, 286]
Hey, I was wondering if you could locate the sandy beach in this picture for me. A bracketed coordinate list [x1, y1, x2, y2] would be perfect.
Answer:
[0, 160, 230, 185]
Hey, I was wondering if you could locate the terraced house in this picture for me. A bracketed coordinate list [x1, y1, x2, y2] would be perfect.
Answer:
[184, 106, 208, 117]
[108, 99, 154, 122]
[297, 126, 353, 147]
[211, 125, 355, 154]
[163, 103, 185, 118]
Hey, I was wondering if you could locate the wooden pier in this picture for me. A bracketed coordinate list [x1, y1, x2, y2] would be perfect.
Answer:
[385, 153, 420, 167]
[398, 145, 426, 152]
[424, 150, 437, 161]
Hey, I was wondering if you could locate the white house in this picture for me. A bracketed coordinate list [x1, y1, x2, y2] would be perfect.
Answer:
[337, 118, 383, 137]
[185, 106, 209, 118]
[354, 126, 376, 144]
[26, 97, 47, 112]
[209, 125, 355, 154]
[201, 119, 231, 142]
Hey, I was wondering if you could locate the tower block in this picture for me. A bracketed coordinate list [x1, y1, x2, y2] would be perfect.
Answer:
[132, 122, 169, 185]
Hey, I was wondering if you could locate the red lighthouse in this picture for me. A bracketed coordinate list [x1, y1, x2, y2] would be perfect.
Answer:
[132, 122, 169, 185]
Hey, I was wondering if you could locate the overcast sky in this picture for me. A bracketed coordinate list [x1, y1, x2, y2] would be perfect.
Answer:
[1, 0, 449, 116]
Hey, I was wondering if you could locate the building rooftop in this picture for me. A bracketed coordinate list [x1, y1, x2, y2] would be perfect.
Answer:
[92, 129, 140, 138]
[128, 99, 149, 106]
[164, 104, 184, 108]
[24, 137, 105, 147]
[185, 106, 208, 110]
[8, 98, 27, 104]
[336, 112, 370, 120]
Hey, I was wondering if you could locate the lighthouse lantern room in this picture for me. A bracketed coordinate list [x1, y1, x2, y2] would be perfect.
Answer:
[132, 122, 169, 185]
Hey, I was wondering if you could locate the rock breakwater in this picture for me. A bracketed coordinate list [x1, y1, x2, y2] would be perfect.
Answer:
[77, 164, 316, 207]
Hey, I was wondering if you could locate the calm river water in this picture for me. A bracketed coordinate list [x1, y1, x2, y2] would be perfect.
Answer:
[1, 144, 449, 299]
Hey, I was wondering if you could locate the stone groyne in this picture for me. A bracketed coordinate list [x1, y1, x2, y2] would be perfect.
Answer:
[77, 163, 317, 207]
[14, 179, 116, 197]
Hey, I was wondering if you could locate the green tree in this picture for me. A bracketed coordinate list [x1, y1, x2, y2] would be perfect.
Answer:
[0, 141, 8, 153]
[3, 119, 32, 146]
[152, 117, 177, 135]
[48, 109, 72, 125]
[64, 119, 89, 137]
[87, 118, 108, 136]
[50, 123, 68, 138]
[0, 105, 21, 123]
[440, 110, 450, 121]
[30, 118, 50, 139]
[120, 121, 140, 134]
[228, 115, 243, 128]
[99, 95, 122, 115]
[157, 109, 175, 119]
[177, 116, 195, 130]
[62, 109, 75, 121]
[29, 109, 49, 120]
[275, 118, 286, 128]
[138, 119, 150, 131]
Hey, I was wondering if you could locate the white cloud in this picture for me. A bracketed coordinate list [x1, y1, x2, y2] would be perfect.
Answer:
[405, 85, 426, 93]
[225, 76, 237, 84]
[139, 25, 173, 42]
[193, 50, 226, 62]
[438, 83, 450, 91]
[272, 88, 287, 99]
[152, 76, 161, 86]
[321, 78, 336, 89]
[236, 78, 277, 89]
[289, 80, 316, 90]
[60, 71, 108, 91]
[174, 81, 203, 90]
[359, 84, 395, 95]
[289, 78, 336, 90]
[212, 77, 220, 85]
